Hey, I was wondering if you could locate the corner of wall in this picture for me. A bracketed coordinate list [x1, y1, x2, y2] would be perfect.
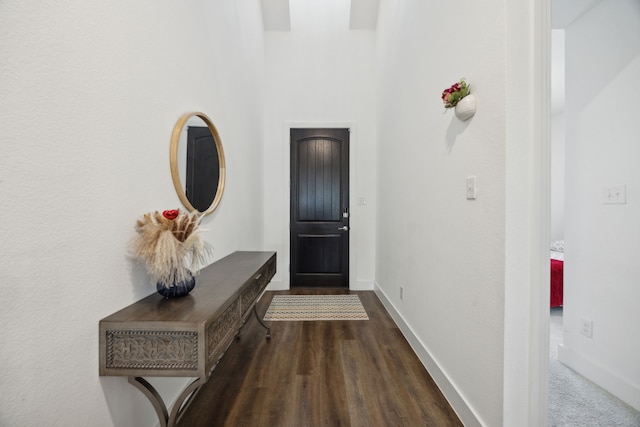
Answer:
[266, 280, 288, 291]
[558, 344, 640, 411]
[351, 280, 374, 291]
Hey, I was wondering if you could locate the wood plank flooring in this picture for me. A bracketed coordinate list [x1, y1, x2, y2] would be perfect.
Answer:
[177, 290, 462, 427]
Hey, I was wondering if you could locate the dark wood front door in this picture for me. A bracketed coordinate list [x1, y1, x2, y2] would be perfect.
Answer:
[290, 128, 350, 288]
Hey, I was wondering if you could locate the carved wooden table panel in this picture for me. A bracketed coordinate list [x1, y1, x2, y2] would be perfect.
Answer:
[99, 251, 276, 427]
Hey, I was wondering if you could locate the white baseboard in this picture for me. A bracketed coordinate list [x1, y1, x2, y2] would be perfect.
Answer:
[558, 344, 640, 411]
[374, 284, 482, 427]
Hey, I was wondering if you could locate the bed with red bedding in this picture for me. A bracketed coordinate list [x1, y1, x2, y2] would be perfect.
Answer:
[550, 240, 564, 307]
[550, 258, 564, 307]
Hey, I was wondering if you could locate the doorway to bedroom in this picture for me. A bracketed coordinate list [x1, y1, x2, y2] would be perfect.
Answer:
[547, 2, 640, 422]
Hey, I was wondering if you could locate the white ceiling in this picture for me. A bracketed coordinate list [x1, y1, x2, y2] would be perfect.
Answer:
[551, 0, 602, 29]
[261, 0, 600, 32]
[260, 0, 379, 31]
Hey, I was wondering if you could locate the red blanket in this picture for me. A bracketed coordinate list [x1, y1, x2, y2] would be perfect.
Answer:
[550, 259, 564, 307]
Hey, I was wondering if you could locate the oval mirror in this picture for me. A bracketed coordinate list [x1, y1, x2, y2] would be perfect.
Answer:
[170, 112, 226, 215]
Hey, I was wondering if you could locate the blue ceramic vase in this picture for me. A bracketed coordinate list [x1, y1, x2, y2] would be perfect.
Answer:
[157, 271, 196, 298]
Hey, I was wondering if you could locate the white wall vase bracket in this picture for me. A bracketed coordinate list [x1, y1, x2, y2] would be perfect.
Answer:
[454, 94, 477, 121]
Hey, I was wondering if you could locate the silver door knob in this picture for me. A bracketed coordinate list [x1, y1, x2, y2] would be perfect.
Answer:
[338, 226, 349, 231]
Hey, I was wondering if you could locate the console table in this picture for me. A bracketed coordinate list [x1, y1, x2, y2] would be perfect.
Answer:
[99, 251, 276, 427]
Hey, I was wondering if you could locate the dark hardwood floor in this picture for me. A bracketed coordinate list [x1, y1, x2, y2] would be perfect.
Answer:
[177, 290, 462, 427]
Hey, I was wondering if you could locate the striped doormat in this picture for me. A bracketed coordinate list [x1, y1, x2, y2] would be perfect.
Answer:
[263, 294, 369, 321]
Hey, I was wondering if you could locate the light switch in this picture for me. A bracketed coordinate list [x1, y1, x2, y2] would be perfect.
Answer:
[466, 176, 477, 200]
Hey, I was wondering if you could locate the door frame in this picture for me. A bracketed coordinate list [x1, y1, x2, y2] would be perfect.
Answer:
[282, 121, 358, 290]
[503, 0, 551, 424]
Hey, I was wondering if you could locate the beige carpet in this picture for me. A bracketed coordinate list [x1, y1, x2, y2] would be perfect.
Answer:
[263, 294, 369, 321]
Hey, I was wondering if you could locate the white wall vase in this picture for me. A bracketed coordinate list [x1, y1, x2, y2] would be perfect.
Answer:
[454, 94, 477, 121]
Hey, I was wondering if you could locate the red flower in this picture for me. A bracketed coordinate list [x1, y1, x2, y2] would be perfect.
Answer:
[441, 79, 471, 109]
[162, 209, 179, 220]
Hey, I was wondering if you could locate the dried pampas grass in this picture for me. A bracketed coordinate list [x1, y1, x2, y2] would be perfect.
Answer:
[130, 209, 212, 287]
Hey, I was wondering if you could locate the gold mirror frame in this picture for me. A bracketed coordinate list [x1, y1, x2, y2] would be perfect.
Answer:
[170, 112, 226, 215]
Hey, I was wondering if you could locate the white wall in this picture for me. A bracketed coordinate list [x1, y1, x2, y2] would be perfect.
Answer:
[560, 0, 640, 410]
[551, 30, 566, 241]
[262, 5, 377, 290]
[374, 1, 508, 425]
[550, 111, 566, 241]
[0, 1, 265, 426]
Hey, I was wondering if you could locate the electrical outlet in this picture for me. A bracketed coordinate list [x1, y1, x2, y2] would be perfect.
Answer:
[580, 317, 593, 338]
[603, 185, 626, 204]
[400, 286, 404, 301]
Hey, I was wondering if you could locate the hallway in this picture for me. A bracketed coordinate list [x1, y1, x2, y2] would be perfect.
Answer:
[178, 290, 462, 427]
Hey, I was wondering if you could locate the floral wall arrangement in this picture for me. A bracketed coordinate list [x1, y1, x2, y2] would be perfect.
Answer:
[441, 78, 476, 121]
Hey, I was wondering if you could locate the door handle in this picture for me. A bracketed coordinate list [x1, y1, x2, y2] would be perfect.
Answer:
[338, 226, 349, 231]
